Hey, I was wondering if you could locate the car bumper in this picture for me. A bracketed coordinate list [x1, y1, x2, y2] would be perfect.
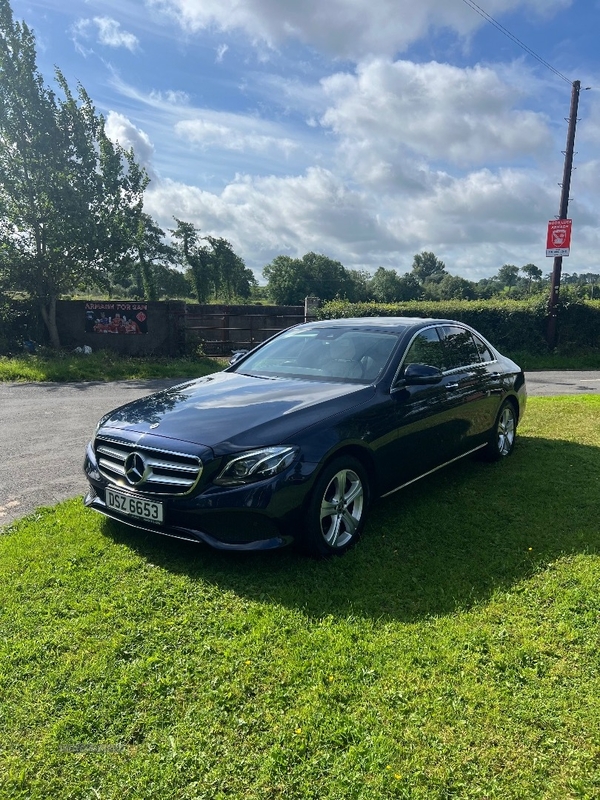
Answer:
[83, 442, 315, 551]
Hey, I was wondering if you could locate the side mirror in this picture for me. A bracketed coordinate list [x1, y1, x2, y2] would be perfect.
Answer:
[398, 363, 443, 386]
[229, 349, 249, 366]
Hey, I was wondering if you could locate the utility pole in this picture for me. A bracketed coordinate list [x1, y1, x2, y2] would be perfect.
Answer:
[547, 79, 581, 348]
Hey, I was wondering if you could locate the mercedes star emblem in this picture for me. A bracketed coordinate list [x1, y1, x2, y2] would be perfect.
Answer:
[124, 452, 147, 486]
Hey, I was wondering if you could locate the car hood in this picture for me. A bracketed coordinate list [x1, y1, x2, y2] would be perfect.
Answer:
[98, 371, 375, 452]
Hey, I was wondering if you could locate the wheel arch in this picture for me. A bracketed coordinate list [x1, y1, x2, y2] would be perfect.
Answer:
[503, 393, 520, 425]
[311, 443, 379, 500]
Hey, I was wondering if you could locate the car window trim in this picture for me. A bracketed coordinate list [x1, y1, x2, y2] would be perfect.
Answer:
[391, 323, 499, 391]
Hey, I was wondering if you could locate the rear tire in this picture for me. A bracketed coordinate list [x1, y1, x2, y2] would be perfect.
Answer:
[483, 400, 517, 461]
[301, 456, 370, 558]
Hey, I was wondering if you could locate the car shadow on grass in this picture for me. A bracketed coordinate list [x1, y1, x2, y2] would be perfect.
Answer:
[101, 435, 600, 623]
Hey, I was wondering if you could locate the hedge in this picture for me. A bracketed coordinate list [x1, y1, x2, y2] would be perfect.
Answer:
[317, 297, 600, 355]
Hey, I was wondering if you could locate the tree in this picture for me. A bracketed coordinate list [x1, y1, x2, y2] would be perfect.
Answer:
[132, 214, 177, 301]
[205, 235, 255, 300]
[395, 273, 423, 301]
[171, 219, 213, 302]
[303, 252, 356, 301]
[263, 255, 310, 305]
[0, 0, 148, 346]
[368, 267, 404, 302]
[496, 264, 520, 294]
[581, 272, 600, 300]
[521, 263, 543, 294]
[366, 267, 422, 302]
[411, 251, 447, 285]
[433, 274, 477, 300]
[346, 269, 370, 302]
[172, 220, 254, 302]
[263, 252, 356, 305]
[474, 277, 501, 299]
[107, 213, 178, 301]
[0, 242, 14, 349]
[153, 263, 192, 299]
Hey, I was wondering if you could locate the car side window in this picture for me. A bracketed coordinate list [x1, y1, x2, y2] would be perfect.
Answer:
[402, 327, 445, 371]
[440, 326, 480, 370]
[472, 333, 494, 363]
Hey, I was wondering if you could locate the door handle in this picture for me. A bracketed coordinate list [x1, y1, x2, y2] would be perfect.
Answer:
[446, 382, 459, 390]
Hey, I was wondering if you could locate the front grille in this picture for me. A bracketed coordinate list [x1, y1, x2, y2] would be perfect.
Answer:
[95, 435, 202, 496]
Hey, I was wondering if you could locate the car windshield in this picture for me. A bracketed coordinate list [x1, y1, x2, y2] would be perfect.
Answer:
[233, 328, 400, 382]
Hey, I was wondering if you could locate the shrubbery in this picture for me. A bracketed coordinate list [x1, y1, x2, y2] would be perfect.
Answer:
[318, 296, 600, 354]
[0, 296, 42, 355]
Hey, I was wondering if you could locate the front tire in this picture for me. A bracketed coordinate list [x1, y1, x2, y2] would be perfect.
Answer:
[302, 456, 370, 558]
[483, 400, 517, 461]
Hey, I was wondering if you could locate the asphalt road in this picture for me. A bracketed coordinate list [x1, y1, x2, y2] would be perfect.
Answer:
[1, 371, 599, 528]
[0, 378, 177, 529]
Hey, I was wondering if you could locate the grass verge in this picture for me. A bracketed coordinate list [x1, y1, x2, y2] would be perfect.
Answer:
[0, 351, 226, 382]
[1, 396, 600, 799]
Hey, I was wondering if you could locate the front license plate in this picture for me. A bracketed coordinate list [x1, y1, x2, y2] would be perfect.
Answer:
[105, 488, 164, 523]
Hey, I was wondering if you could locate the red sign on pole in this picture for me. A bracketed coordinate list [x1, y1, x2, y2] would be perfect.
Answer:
[546, 219, 572, 257]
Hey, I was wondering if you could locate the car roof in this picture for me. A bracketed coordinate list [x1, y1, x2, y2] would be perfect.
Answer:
[299, 317, 457, 334]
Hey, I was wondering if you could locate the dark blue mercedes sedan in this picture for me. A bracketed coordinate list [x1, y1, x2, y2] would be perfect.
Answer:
[84, 317, 526, 557]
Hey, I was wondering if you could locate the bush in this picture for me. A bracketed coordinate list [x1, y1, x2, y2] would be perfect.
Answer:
[0, 296, 44, 355]
[317, 297, 600, 355]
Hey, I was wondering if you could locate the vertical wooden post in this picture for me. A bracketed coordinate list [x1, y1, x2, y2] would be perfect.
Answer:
[547, 80, 581, 348]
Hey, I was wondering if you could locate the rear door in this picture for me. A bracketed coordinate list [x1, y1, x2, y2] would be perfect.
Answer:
[438, 325, 496, 455]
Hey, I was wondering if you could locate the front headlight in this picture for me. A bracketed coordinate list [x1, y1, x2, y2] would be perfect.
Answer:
[214, 446, 297, 486]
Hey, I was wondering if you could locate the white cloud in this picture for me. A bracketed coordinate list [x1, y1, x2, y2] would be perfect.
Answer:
[175, 118, 298, 156]
[578, 90, 600, 148]
[72, 17, 139, 53]
[399, 168, 554, 245]
[321, 59, 553, 177]
[105, 112, 156, 178]
[149, 89, 191, 106]
[109, 73, 307, 162]
[93, 17, 139, 51]
[575, 159, 600, 194]
[147, 0, 572, 59]
[70, 19, 94, 57]
[144, 167, 399, 274]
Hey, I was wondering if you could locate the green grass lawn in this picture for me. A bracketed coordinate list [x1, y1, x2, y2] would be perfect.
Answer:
[0, 351, 226, 382]
[1, 396, 600, 799]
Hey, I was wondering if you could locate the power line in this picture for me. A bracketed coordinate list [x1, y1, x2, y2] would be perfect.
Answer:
[459, 0, 572, 84]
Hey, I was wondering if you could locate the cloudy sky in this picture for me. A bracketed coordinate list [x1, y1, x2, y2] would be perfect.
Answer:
[9, 0, 600, 282]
